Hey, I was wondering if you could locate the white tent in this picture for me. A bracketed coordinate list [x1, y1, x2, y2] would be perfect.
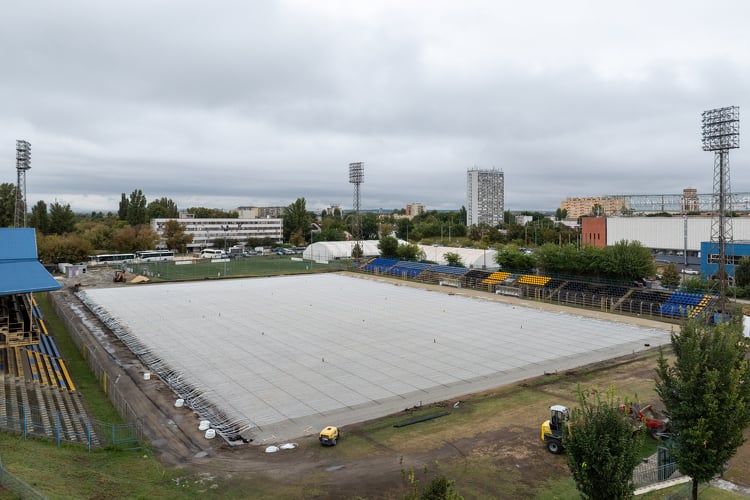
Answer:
[303, 240, 382, 262]
[417, 244, 498, 270]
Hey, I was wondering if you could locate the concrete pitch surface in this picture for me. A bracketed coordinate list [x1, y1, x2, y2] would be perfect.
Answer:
[81, 273, 671, 443]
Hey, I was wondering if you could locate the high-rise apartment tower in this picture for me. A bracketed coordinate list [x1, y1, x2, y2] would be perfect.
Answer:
[466, 168, 504, 226]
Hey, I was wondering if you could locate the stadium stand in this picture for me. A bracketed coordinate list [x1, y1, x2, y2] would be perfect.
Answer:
[419, 265, 469, 286]
[517, 275, 551, 286]
[461, 269, 493, 291]
[659, 292, 714, 318]
[482, 271, 511, 285]
[361, 258, 399, 273]
[387, 261, 431, 279]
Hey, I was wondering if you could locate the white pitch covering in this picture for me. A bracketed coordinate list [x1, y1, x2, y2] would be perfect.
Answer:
[81, 274, 671, 443]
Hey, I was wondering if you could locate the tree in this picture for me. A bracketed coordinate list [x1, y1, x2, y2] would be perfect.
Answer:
[48, 201, 76, 235]
[359, 212, 380, 240]
[111, 225, 159, 253]
[37, 233, 93, 264]
[0, 183, 17, 227]
[655, 319, 750, 500]
[76, 221, 114, 252]
[564, 386, 644, 500]
[126, 189, 148, 226]
[187, 207, 238, 218]
[734, 257, 750, 288]
[397, 243, 423, 261]
[601, 240, 654, 280]
[443, 252, 464, 267]
[494, 246, 536, 272]
[283, 198, 312, 243]
[660, 263, 680, 288]
[351, 242, 363, 260]
[163, 219, 193, 253]
[118, 193, 128, 220]
[378, 235, 399, 258]
[147, 197, 179, 219]
[29, 200, 49, 234]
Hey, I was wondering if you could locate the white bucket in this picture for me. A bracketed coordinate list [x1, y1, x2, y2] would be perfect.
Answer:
[198, 420, 211, 431]
[205, 429, 216, 439]
[174, 398, 185, 408]
[143, 372, 151, 380]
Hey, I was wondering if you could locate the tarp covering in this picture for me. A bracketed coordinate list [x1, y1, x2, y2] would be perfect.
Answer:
[303, 240, 383, 262]
[0, 228, 62, 295]
[417, 244, 499, 270]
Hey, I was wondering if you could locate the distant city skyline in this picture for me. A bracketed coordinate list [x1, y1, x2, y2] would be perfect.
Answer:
[2, 2, 748, 214]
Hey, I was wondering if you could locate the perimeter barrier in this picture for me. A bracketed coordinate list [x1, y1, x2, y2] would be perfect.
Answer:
[47, 292, 145, 448]
[0, 452, 46, 499]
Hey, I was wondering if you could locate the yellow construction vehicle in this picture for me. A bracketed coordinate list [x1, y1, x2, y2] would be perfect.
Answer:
[541, 405, 570, 454]
[319, 426, 340, 446]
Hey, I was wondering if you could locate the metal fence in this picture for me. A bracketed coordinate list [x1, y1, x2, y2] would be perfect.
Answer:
[0, 399, 139, 451]
[0, 452, 46, 499]
[632, 446, 683, 489]
[48, 294, 145, 448]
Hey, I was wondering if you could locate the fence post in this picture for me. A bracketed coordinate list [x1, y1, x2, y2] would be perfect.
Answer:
[57, 411, 61, 448]
[22, 404, 26, 441]
[87, 418, 92, 453]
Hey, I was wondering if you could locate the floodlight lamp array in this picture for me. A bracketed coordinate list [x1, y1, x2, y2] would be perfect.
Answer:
[349, 162, 364, 183]
[702, 106, 740, 151]
[16, 140, 31, 170]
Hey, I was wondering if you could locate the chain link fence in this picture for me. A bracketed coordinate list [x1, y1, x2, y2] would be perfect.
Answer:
[0, 452, 46, 499]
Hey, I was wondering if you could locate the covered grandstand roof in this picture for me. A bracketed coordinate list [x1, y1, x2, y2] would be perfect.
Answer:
[0, 228, 61, 295]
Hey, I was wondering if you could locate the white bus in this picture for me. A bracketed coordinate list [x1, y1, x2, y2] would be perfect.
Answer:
[136, 250, 175, 262]
[90, 253, 136, 264]
[200, 249, 228, 259]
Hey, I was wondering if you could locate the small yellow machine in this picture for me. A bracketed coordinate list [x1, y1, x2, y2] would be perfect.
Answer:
[319, 426, 340, 446]
[540, 405, 569, 454]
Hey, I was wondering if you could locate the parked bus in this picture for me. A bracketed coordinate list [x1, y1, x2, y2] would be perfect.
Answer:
[136, 250, 175, 262]
[90, 253, 136, 264]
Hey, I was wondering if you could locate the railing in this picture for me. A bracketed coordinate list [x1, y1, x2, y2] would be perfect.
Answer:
[0, 452, 46, 499]
[0, 400, 140, 451]
[48, 294, 146, 447]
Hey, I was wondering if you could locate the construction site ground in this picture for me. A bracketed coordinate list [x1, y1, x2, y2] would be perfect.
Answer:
[46, 267, 750, 499]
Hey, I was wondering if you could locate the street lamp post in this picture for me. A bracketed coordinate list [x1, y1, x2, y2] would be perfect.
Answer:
[222, 225, 229, 253]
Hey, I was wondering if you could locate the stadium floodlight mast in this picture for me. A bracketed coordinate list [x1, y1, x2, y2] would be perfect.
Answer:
[349, 162, 364, 261]
[702, 106, 739, 318]
[14, 140, 31, 228]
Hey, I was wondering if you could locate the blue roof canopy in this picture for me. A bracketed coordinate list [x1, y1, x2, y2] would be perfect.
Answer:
[0, 228, 62, 295]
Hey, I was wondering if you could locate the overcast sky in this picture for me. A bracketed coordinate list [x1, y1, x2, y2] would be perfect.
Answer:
[2, 1, 749, 214]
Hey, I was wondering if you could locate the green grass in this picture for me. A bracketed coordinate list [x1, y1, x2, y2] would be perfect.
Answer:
[130, 254, 349, 282]
[637, 482, 747, 499]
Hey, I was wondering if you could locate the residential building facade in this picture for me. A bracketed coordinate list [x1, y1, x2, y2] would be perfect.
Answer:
[236, 206, 286, 219]
[405, 203, 426, 218]
[466, 168, 504, 226]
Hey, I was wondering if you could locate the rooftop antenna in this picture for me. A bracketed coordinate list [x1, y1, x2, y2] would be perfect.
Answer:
[14, 140, 31, 228]
[349, 162, 364, 262]
[702, 106, 739, 319]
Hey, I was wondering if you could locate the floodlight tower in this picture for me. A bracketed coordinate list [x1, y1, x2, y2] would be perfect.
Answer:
[702, 106, 739, 317]
[349, 162, 364, 260]
[14, 140, 31, 228]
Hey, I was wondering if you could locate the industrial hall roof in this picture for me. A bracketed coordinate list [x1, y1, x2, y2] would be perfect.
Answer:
[0, 228, 62, 295]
